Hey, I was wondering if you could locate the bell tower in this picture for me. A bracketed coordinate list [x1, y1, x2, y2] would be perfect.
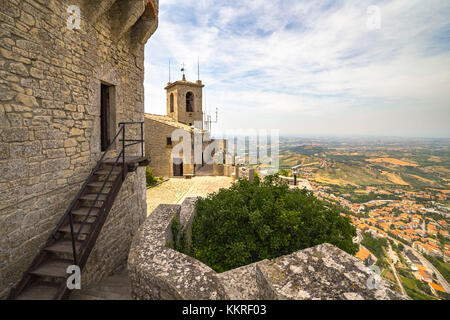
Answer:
[165, 70, 204, 129]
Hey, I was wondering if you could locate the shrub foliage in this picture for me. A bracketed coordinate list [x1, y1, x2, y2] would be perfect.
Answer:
[190, 175, 358, 272]
[146, 167, 158, 187]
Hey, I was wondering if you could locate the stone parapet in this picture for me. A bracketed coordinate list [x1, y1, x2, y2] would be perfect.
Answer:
[128, 199, 408, 300]
[128, 200, 229, 300]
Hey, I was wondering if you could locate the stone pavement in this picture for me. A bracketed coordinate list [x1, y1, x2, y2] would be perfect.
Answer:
[146, 176, 232, 215]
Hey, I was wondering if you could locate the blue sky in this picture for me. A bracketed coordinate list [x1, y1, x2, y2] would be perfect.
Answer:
[144, 0, 450, 138]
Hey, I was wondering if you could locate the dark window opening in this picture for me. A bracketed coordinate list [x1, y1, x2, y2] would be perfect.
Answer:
[186, 92, 194, 112]
[170, 93, 174, 113]
[100, 83, 112, 151]
[167, 137, 172, 146]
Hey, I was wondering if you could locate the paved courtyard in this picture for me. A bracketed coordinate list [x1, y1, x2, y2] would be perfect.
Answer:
[146, 176, 233, 215]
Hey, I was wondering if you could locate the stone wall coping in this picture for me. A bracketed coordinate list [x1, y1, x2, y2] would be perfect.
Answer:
[129, 199, 408, 300]
[128, 202, 228, 299]
[258, 243, 408, 300]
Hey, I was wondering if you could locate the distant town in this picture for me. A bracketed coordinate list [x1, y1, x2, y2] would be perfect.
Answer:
[271, 137, 450, 300]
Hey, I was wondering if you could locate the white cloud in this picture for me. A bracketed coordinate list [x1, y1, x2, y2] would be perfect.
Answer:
[144, 0, 450, 138]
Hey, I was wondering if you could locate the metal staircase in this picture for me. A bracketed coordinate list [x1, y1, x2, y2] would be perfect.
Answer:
[8, 122, 148, 300]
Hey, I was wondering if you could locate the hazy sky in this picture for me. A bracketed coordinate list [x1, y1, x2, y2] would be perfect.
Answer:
[144, 0, 450, 138]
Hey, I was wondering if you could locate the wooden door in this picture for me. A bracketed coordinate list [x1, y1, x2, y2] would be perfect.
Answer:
[100, 84, 110, 151]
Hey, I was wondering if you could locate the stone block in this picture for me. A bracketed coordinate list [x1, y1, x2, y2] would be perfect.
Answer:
[0, 143, 9, 159]
[40, 158, 70, 173]
[2, 127, 29, 142]
[9, 141, 42, 158]
[8, 62, 29, 76]
[15, 93, 38, 107]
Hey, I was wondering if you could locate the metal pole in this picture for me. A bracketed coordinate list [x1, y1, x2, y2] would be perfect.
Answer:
[68, 212, 78, 265]
[140, 122, 144, 157]
[122, 124, 125, 181]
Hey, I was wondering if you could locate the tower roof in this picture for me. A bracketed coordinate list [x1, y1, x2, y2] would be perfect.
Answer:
[165, 79, 204, 90]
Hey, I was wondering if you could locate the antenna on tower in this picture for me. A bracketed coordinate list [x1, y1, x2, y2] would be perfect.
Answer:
[205, 106, 218, 133]
[197, 56, 200, 81]
[168, 59, 171, 83]
[181, 62, 186, 81]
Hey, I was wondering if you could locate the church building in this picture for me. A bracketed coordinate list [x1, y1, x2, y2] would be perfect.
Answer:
[145, 73, 225, 177]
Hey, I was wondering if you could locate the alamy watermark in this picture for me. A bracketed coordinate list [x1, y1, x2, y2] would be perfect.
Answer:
[170, 121, 279, 172]
[366, 264, 382, 290]
[367, 5, 381, 31]
[66, 265, 81, 290]
[67, 5, 81, 30]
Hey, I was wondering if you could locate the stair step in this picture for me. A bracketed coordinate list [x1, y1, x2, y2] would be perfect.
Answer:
[16, 281, 60, 300]
[45, 240, 82, 254]
[10, 150, 132, 300]
[60, 222, 91, 235]
[71, 207, 100, 217]
[79, 194, 107, 201]
[29, 259, 74, 278]
[94, 170, 121, 176]
[87, 181, 113, 188]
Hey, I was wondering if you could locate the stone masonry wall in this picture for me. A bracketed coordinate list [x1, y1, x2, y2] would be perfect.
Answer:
[144, 117, 196, 177]
[0, 0, 158, 298]
[144, 118, 175, 177]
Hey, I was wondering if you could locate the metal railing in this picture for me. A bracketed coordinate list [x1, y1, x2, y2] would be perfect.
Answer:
[52, 122, 144, 265]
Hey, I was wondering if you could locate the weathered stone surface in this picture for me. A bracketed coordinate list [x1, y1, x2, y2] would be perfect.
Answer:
[257, 243, 408, 300]
[218, 262, 274, 300]
[2, 127, 29, 142]
[9, 141, 41, 158]
[8, 63, 29, 77]
[0, 86, 16, 100]
[0, 0, 159, 299]
[128, 201, 229, 300]
[0, 143, 9, 159]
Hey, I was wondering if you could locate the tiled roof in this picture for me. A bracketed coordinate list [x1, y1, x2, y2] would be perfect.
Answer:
[430, 282, 445, 293]
[355, 248, 371, 261]
[144, 113, 204, 133]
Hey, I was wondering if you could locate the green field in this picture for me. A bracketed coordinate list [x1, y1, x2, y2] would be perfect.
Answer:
[423, 254, 450, 284]
[399, 276, 437, 300]
[279, 138, 450, 192]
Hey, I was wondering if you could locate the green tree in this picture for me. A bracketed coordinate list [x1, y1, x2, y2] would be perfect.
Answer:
[189, 175, 358, 272]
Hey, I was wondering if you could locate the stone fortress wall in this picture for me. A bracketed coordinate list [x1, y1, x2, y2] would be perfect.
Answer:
[0, 0, 158, 298]
[128, 197, 408, 300]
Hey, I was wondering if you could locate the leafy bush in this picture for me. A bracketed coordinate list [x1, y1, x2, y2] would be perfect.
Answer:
[146, 167, 158, 187]
[189, 175, 358, 272]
